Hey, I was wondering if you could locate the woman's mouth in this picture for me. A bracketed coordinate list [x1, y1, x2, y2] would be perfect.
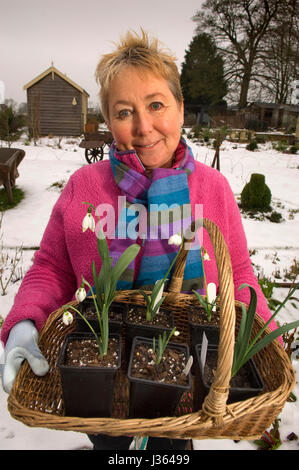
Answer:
[134, 140, 161, 149]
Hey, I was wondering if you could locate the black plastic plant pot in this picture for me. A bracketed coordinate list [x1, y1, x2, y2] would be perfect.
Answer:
[188, 310, 220, 374]
[75, 298, 125, 335]
[188, 310, 220, 348]
[57, 332, 121, 418]
[194, 344, 264, 411]
[124, 305, 174, 366]
[127, 336, 192, 419]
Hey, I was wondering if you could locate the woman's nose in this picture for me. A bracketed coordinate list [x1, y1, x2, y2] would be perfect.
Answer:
[134, 110, 153, 135]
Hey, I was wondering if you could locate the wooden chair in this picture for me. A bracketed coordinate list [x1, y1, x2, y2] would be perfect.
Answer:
[0, 148, 25, 203]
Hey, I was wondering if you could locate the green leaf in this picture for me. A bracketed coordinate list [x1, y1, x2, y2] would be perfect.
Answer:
[102, 306, 109, 355]
[232, 282, 299, 377]
[272, 283, 299, 317]
[96, 222, 109, 263]
[110, 244, 140, 287]
[92, 260, 101, 301]
[81, 277, 104, 341]
[192, 290, 208, 309]
[146, 278, 167, 318]
[152, 296, 166, 315]
[242, 320, 299, 368]
[137, 290, 151, 307]
[148, 297, 166, 321]
[102, 256, 113, 304]
[92, 260, 105, 314]
[233, 303, 247, 371]
[159, 333, 164, 352]
[231, 284, 258, 377]
[250, 282, 299, 348]
[97, 265, 105, 310]
[237, 284, 257, 357]
[152, 277, 166, 295]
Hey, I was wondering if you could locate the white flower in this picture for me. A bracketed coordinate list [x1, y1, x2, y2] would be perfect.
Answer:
[75, 286, 87, 303]
[82, 212, 95, 232]
[203, 249, 210, 261]
[174, 330, 180, 336]
[168, 234, 182, 246]
[62, 311, 73, 326]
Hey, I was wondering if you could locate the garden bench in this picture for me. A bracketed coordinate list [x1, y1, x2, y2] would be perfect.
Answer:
[0, 148, 25, 203]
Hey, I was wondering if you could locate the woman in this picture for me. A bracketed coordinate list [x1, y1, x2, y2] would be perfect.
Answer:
[1, 30, 278, 450]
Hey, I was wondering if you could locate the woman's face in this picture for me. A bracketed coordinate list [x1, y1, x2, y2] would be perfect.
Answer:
[107, 67, 184, 170]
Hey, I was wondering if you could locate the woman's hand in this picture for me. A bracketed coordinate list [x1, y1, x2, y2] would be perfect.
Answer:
[0, 320, 49, 393]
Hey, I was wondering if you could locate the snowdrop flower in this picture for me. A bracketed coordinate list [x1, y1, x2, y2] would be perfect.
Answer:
[75, 286, 87, 303]
[82, 209, 95, 233]
[168, 234, 182, 247]
[62, 311, 73, 326]
[174, 330, 180, 336]
[202, 249, 210, 261]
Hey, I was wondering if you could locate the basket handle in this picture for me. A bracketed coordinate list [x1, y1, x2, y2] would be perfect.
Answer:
[167, 217, 236, 425]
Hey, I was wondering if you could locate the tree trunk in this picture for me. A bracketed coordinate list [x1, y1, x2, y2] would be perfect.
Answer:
[238, 69, 252, 108]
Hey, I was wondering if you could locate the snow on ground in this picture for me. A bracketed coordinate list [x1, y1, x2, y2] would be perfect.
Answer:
[0, 133, 298, 450]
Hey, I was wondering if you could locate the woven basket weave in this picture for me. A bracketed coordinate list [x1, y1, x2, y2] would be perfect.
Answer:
[7, 218, 295, 440]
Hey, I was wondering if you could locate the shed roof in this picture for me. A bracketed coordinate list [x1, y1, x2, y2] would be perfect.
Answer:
[23, 65, 89, 97]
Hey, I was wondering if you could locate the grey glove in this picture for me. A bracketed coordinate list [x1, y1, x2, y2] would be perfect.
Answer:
[0, 320, 49, 393]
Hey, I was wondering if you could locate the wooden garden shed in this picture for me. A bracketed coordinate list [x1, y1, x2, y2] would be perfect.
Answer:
[24, 65, 89, 136]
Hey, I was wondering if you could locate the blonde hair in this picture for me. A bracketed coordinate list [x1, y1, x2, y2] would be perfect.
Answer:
[95, 29, 183, 123]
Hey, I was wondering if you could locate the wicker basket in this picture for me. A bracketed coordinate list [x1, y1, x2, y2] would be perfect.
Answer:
[7, 218, 295, 440]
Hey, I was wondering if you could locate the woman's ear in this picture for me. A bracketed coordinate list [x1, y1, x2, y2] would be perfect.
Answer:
[179, 101, 184, 127]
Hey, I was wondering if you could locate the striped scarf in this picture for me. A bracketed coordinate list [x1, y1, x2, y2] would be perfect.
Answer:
[109, 138, 204, 293]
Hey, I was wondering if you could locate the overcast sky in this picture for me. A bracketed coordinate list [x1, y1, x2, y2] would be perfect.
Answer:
[1, 0, 205, 107]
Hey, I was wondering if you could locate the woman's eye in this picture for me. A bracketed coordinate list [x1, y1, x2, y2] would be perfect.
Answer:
[118, 109, 131, 119]
[150, 102, 163, 111]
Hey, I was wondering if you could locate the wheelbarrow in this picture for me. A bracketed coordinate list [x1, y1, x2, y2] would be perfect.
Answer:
[0, 148, 25, 204]
[79, 131, 113, 164]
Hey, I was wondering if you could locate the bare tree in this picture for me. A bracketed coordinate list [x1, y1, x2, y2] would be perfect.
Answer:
[256, 0, 299, 103]
[193, 0, 281, 107]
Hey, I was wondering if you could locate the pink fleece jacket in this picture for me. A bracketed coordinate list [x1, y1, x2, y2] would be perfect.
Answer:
[1, 156, 278, 344]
